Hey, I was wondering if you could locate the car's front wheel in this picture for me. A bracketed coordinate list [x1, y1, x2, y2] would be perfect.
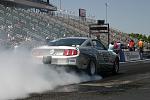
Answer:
[87, 60, 97, 76]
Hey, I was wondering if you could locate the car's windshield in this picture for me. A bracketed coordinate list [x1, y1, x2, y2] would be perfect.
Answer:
[48, 38, 86, 46]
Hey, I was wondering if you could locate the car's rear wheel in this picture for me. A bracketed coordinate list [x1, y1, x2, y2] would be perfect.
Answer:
[112, 59, 119, 74]
[87, 60, 97, 76]
[43, 56, 51, 64]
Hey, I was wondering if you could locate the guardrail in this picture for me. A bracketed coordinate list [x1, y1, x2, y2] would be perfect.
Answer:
[143, 51, 150, 58]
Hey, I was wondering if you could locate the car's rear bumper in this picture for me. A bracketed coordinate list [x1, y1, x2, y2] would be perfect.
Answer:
[51, 57, 77, 65]
[34, 56, 78, 66]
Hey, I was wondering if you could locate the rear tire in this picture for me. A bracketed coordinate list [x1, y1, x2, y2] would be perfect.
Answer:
[43, 56, 51, 64]
[87, 60, 97, 76]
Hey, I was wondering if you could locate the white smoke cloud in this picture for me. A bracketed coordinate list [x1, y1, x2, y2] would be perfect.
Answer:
[0, 48, 102, 100]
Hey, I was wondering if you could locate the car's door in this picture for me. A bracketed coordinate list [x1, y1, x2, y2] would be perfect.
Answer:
[92, 40, 113, 71]
[78, 40, 97, 69]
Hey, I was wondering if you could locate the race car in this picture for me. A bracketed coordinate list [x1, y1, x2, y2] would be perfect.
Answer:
[32, 37, 119, 75]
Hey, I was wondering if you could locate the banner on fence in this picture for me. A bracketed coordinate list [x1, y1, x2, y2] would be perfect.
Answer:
[124, 51, 140, 61]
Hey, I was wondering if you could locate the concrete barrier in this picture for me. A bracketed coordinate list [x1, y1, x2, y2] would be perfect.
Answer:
[124, 51, 140, 61]
[120, 51, 140, 62]
[143, 51, 150, 58]
[119, 50, 150, 62]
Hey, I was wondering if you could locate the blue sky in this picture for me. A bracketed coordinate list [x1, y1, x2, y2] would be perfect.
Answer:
[50, 0, 150, 35]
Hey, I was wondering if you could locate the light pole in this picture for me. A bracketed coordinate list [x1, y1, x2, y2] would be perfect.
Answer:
[105, 2, 110, 45]
[105, 2, 108, 23]
[59, 0, 62, 10]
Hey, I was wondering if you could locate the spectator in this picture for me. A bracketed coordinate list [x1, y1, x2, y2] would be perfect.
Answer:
[138, 39, 144, 59]
[108, 41, 114, 52]
[128, 39, 135, 51]
[96, 35, 101, 42]
[114, 41, 121, 54]
[45, 36, 50, 44]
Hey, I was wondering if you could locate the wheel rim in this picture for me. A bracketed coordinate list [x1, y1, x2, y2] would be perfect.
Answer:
[90, 61, 96, 75]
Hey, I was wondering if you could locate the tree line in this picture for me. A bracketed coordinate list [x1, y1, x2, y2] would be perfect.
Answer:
[129, 33, 150, 43]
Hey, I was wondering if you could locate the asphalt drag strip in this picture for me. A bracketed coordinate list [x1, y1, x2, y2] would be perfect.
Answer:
[18, 60, 150, 100]
[19, 72, 150, 100]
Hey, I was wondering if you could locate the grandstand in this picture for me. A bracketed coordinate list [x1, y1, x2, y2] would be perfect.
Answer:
[0, 0, 57, 11]
[0, 0, 130, 49]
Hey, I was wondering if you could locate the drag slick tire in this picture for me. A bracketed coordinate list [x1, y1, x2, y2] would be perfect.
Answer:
[43, 56, 51, 64]
[87, 60, 97, 76]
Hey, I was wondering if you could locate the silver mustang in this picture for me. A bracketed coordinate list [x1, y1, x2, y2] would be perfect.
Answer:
[32, 37, 119, 75]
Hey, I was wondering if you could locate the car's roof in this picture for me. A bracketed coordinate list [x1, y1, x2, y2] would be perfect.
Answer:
[63, 37, 90, 40]
[50, 37, 97, 43]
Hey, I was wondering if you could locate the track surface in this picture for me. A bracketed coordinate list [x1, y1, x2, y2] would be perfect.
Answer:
[18, 60, 150, 100]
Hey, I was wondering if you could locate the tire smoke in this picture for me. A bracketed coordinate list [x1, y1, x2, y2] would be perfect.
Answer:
[0, 48, 102, 100]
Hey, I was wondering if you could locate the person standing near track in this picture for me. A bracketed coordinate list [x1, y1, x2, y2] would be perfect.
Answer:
[108, 41, 114, 52]
[128, 39, 135, 51]
[138, 39, 144, 59]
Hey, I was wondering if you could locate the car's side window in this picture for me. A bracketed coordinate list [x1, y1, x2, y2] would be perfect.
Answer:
[85, 41, 92, 46]
[92, 40, 105, 50]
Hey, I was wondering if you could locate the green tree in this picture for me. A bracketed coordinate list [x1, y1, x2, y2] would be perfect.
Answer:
[129, 33, 135, 38]
[148, 35, 150, 43]
[142, 35, 147, 42]
[135, 33, 139, 38]
[137, 34, 143, 40]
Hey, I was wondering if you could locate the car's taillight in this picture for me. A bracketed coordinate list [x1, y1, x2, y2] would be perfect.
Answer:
[63, 49, 79, 56]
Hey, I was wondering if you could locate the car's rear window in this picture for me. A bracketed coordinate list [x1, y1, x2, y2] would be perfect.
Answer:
[48, 38, 86, 46]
